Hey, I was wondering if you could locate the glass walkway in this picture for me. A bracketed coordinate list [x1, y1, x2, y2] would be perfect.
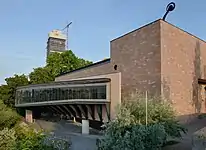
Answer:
[15, 78, 110, 107]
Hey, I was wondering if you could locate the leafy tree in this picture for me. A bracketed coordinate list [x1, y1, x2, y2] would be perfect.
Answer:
[29, 50, 92, 84]
[0, 74, 29, 107]
[29, 67, 55, 84]
[0, 50, 92, 108]
[46, 50, 92, 77]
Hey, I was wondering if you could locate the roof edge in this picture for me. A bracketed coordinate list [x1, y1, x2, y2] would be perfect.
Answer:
[17, 78, 111, 90]
[160, 19, 206, 44]
[110, 18, 162, 42]
[56, 58, 111, 77]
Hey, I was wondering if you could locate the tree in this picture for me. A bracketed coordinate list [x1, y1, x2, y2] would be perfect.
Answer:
[0, 74, 29, 107]
[0, 50, 92, 108]
[29, 50, 92, 84]
[46, 50, 92, 77]
[29, 67, 55, 84]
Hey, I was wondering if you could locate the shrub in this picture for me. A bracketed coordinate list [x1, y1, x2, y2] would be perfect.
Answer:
[14, 124, 53, 150]
[0, 101, 21, 130]
[97, 93, 187, 150]
[0, 128, 16, 150]
[122, 93, 187, 139]
[14, 123, 71, 150]
[44, 136, 72, 150]
[98, 123, 166, 150]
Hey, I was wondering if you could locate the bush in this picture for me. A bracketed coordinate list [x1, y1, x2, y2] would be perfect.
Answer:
[0, 128, 16, 150]
[97, 93, 187, 150]
[98, 123, 166, 150]
[15, 127, 53, 150]
[122, 93, 187, 139]
[0, 101, 21, 130]
[45, 136, 72, 150]
[14, 123, 71, 150]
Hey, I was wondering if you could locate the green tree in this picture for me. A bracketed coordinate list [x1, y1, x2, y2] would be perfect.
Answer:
[29, 67, 55, 84]
[0, 50, 92, 107]
[46, 50, 92, 77]
[0, 74, 29, 107]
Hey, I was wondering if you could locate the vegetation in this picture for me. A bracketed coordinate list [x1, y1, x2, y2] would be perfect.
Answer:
[0, 50, 92, 108]
[97, 93, 187, 150]
[0, 101, 21, 130]
[0, 124, 71, 150]
[0, 74, 29, 108]
[0, 50, 91, 149]
[45, 50, 92, 78]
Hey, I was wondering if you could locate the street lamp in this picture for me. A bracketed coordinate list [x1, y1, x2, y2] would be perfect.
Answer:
[163, 2, 176, 21]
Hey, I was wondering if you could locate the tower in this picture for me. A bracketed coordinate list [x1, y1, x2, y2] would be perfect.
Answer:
[46, 30, 66, 58]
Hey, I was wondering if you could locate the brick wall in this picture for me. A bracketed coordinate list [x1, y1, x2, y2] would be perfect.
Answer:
[160, 20, 206, 123]
[110, 20, 162, 99]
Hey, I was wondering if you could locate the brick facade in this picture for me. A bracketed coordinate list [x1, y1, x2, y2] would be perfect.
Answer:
[56, 19, 206, 123]
[111, 20, 161, 98]
[160, 20, 206, 122]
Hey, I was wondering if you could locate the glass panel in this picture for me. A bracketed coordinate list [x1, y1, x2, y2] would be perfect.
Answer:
[16, 85, 107, 104]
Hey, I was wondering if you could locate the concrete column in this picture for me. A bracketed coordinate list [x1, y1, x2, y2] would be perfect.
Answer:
[25, 110, 33, 123]
[82, 119, 89, 134]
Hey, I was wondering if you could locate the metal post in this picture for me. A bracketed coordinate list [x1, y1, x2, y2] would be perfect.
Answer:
[145, 91, 148, 126]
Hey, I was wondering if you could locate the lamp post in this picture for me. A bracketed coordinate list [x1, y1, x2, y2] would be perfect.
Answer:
[163, 2, 176, 21]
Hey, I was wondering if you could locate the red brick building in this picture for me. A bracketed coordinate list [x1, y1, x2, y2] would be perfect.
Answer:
[16, 19, 206, 124]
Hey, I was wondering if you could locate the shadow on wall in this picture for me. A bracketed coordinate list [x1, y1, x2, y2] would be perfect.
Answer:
[192, 41, 202, 114]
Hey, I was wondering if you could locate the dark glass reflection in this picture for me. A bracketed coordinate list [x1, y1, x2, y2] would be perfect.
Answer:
[16, 85, 107, 104]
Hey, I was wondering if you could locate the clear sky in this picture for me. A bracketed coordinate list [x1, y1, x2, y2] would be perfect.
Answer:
[0, 0, 206, 84]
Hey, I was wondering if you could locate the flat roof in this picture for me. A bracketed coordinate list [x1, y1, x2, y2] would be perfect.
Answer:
[17, 78, 111, 90]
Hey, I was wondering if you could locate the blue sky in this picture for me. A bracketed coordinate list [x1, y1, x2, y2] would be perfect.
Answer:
[0, 0, 206, 84]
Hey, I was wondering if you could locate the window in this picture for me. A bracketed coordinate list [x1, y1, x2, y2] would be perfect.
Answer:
[16, 85, 107, 104]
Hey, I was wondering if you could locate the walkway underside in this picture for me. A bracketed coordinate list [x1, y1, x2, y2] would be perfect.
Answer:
[25, 103, 111, 123]
[15, 78, 111, 124]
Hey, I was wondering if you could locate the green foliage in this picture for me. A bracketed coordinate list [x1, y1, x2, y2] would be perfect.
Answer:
[46, 50, 92, 77]
[0, 50, 92, 108]
[29, 67, 55, 84]
[15, 127, 53, 150]
[0, 128, 16, 150]
[97, 93, 187, 150]
[121, 93, 187, 138]
[45, 136, 72, 150]
[0, 74, 29, 107]
[98, 123, 166, 150]
[29, 50, 92, 84]
[14, 123, 71, 150]
[0, 101, 21, 130]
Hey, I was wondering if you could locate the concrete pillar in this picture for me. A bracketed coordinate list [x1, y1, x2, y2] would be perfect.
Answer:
[25, 110, 33, 123]
[82, 119, 89, 134]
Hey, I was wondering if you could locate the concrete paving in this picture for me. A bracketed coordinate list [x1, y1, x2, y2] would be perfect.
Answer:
[35, 119, 101, 150]
[163, 117, 206, 150]
[35, 117, 206, 150]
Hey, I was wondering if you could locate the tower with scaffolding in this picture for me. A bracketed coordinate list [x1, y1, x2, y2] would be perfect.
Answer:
[46, 21, 72, 59]
[46, 30, 66, 58]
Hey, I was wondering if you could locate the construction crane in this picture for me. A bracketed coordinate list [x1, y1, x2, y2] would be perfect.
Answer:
[62, 21, 72, 50]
